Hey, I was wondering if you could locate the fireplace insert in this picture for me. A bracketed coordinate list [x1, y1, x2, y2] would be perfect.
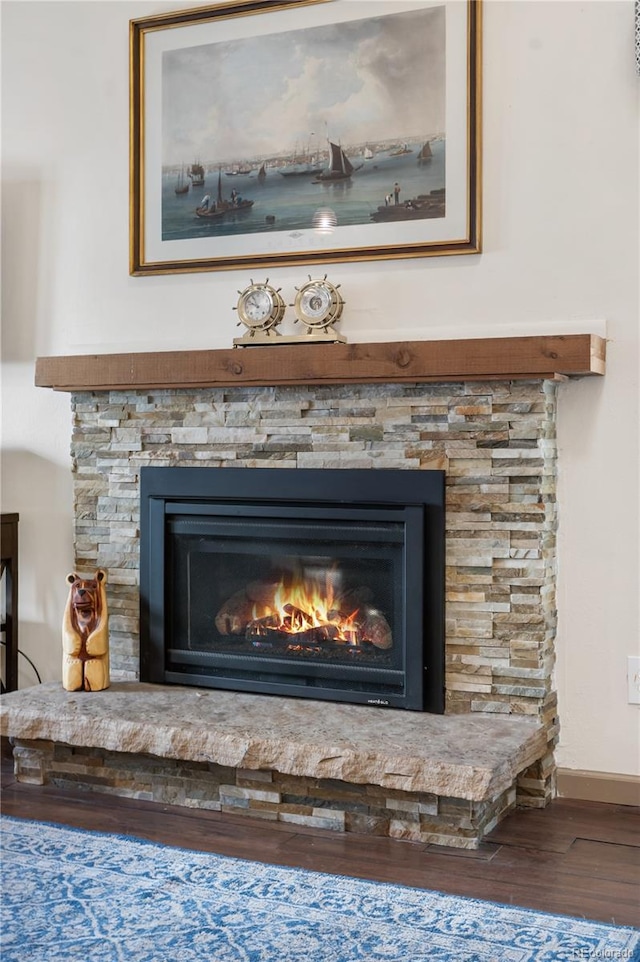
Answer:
[140, 467, 444, 712]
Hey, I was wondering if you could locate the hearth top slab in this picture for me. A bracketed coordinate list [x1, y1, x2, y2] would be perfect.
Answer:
[1, 682, 547, 802]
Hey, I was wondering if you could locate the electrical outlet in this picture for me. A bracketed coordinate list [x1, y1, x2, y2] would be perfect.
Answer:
[628, 656, 640, 705]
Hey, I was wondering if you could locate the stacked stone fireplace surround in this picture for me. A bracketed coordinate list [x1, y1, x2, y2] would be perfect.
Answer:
[11, 378, 560, 847]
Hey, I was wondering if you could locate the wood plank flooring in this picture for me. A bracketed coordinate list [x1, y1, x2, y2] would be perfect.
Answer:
[2, 755, 638, 928]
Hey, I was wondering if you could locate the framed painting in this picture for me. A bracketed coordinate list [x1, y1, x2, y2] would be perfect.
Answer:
[130, 0, 481, 275]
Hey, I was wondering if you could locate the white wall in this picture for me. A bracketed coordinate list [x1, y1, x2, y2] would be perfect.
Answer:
[2, 0, 638, 776]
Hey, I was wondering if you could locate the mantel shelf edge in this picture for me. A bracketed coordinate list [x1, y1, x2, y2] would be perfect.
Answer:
[34, 334, 606, 392]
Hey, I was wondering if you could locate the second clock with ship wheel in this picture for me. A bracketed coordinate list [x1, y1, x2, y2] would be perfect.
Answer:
[291, 275, 345, 343]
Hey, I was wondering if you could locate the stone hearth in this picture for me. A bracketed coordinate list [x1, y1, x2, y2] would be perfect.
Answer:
[1, 682, 546, 848]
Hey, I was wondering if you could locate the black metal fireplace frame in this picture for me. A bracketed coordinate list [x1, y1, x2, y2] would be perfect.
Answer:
[140, 466, 445, 712]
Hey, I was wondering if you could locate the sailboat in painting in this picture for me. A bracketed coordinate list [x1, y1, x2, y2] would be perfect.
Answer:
[174, 166, 189, 195]
[195, 169, 254, 220]
[316, 141, 362, 182]
[417, 141, 433, 164]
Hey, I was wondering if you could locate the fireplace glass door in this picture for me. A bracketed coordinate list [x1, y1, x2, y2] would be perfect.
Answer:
[140, 467, 445, 711]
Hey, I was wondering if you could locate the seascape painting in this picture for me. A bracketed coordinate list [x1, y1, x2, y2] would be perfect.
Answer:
[161, 5, 446, 242]
[130, 0, 480, 274]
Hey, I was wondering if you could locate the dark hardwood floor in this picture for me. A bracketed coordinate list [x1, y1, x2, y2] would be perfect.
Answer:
[2, 754, 638, 928]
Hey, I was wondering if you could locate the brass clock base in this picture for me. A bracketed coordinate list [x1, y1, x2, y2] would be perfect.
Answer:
[234, 329, 346, 348]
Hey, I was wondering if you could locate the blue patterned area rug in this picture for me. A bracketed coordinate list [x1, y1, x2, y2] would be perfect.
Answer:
[1, 816, 638, 962]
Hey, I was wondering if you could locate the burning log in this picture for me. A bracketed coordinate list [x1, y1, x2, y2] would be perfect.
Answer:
[360, 609, 393, 649]
[245, 612, 281, 637]
[215, 589, 254, 635]
[215, 581, 284, 635]
[247, 604, 324, 637]
[246, 615, 342, 645]
[215, 579, 393, 650]
[338, 586, 374, 608]
[246, 581, 280, 605]
[290, 624, 341, 645]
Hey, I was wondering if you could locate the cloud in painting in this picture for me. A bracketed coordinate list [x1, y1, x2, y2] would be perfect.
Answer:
[162, 5, 445, 166]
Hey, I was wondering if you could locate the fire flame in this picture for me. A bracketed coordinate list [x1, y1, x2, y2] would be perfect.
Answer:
[252, 572, 361, 644]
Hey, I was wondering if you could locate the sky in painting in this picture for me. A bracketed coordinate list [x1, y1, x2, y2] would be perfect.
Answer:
[162, 4, 445, 167]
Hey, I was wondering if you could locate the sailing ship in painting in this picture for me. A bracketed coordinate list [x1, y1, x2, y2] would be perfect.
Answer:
[417, 141, 433, 164]
[188, 162, 205, 188]
[174, 167, 189, 195]
[389, 143, 413, 157]
[279, 157, 323, 177]
[315, 141, 362, 182]
[195, 169, 254, 220]
[278, 140, 324, 177]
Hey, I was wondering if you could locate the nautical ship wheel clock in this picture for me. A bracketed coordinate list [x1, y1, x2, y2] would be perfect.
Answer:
[292, 275, 346, 343]
[233, 279, 286, 346]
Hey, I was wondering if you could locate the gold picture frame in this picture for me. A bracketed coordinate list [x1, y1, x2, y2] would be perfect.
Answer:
[130, 0, 481, 276]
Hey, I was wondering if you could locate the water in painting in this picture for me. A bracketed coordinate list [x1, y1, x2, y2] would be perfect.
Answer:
[162, 140, 446, 241]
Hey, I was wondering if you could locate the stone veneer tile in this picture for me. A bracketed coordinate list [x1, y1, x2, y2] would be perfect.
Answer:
[67, 382, 558, 762]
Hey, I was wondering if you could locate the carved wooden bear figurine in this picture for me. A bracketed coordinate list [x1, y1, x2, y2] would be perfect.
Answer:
[62, 569, 110, 692]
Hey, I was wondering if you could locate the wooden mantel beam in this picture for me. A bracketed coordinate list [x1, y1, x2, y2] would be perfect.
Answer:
[35, 334, 605, 392]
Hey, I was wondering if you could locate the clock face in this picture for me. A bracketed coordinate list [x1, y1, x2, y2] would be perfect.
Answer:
[235, 281, 286, 339]
[240, 287, 274, 326]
